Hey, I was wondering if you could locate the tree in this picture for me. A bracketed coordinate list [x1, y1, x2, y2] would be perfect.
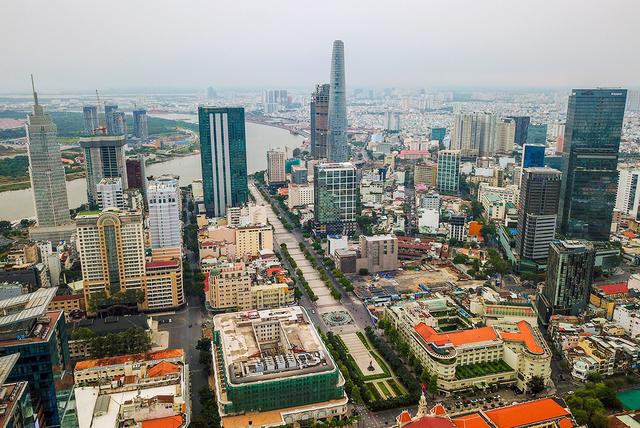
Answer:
[471, 201, 484, 220]
[453, 254, 469, 264]
[480, 223, 497, 239]
[527, 375, 545, 395]
[586, 371, 603, 383]
[358, 268, 369, 276]
[70, 327, 96, 341]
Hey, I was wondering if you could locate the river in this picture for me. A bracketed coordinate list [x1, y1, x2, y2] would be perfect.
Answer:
[0, 122, 304, 221]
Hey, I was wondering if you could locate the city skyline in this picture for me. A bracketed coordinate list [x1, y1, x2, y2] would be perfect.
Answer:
[2, 1, 639, 92]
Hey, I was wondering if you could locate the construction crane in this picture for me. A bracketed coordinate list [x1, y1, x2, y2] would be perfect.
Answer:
[93, 89, 107, 135]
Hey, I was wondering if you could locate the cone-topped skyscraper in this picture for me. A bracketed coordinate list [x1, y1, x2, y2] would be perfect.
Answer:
[26, 76, 71, 228]
[327, 40, 348, 162]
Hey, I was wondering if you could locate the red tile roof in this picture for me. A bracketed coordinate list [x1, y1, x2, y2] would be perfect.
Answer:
[399, 410, 413, 423]
[595, 282, 628, 296]
[141, 415, 183, 428]
[498, 321, 545, 355]
[75, 349, 184, 371]
[483, 398, 571, 428]
[146, 260, 179, 268]
[147, 361, 180, 377]
[415, 323, 498, 347]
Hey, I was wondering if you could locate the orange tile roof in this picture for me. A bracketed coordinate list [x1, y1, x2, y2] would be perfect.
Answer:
[406, 416, 456, 428]
[498, 321, 545, 355]
[432, 404, 447, 416]
[558, 417, 574, 428]
[483, 398, 570, 428]
[415, 323, 498, 347]
[141, 415, 183, 428]
[147, 361, 180, 377]
[452, 413, 491, 428]
[75, 349, 184, 371]
[399, 410, 413, 423]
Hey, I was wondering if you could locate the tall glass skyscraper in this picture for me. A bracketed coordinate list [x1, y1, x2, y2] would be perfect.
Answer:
[198, 107, 248, 217]
[527, 124, 548, 146]
[327, 40, 348, 162]
[25, 76, 71, 229]
[310, 83, 330, 159]
[521, 144, 545, 168]
[507, 116, 530, 146]
[558, 88, 627, 241]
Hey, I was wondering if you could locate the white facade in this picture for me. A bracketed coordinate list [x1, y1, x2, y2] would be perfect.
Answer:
[495, 119, 515, 154]
[287, 183, 314, 209]
[418, 208, 439, 234]
[148, 176, 181, 249]
[420, 192, 440, 210]
[478, 183, 520, 205]
[360, 179, 384, 205]
[612, 305, 640, 338]
[192, 179, 204, 201]
[616, 169, 640, 218]
[267, 149, 286, 184]
[96, 177, 124, 210]
[226, 204, 267, 227]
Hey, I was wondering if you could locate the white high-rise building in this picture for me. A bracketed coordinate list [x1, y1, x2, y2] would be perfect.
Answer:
[616, 169, 640, 219]
[96, 177, 124, 210]
[495, 119, 516, 154]
[148, 176, 181, 250]
[267, 149, 286, 184]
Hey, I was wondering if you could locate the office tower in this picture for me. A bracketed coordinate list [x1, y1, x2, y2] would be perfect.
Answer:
[507, 116, 530, 146]
[104, 104, 118, 134]
[25, 77, 72, 231]
[383, 111, 401, 131]
[626, 90, 640, 112]
[79, 134, 128, 207]
[436, 150, 460, 194]
[112, 111, 126, 135]
[615, 169, 640, 219]
[527, 124, 547, 146]
[516, 168, 561, 262]
[198, 107, 248, 218]
[148, 175, 181, 249]
[291, 165, 308, 184]
[310, 83, 330, 159]
[431, 127, 446, 143]
[327, 40, 349, 162]
[0, 287, 70, 427]
[538, 240, 595, 323]
[263, 89, 288, 113]
[0, 353, 36, 428]
[314, 162, 356, 235]
[76, 210, 145, 309]
[206, 86, 217, 99]
[132, 108, 148, 140]
[522, 144, 546, 169]
[558, 89, 627, 241]
[82, 105, 99, 134]
[495, 119, 516, 154]
[449, 215, 466, 241]
[126, 154, 146, 190]
[266, 149, 286, 185]
[450, 112, 496, 156]
[96, 177, 124, 210]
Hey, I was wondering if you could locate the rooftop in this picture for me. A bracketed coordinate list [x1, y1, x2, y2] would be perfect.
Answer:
[595, 282, 628, 296]
[75, 349, 184, 372]
[482, 397, 571, 428]
[0, 286, 57, 327]
[213, 306, 335, 385]
[67, 314, 150, 338]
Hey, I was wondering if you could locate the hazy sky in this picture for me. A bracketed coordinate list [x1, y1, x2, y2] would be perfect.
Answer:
[2, 0, 639, 93]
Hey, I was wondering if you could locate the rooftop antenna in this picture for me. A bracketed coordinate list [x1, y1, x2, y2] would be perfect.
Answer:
[30, 74, 38, 105]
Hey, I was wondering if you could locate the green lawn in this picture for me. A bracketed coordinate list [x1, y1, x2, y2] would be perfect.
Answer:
[387, 378, 405, 396]
[377, 381, 392, 398]
[368, 383, 382, 400]
[455, 360, 513, 380]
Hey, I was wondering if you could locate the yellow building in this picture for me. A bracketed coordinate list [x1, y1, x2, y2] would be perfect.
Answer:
[235, 224, 273, 258]
[205, 262, 252, 311]
[251, 283, 294, 309]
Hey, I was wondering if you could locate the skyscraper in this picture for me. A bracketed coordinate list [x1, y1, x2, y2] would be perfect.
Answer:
[96, 177, 125, 210]
[537, 240, 595, 323]
[615, 169, 640, 219]
[558, 89, 627, 241]
[436, 150, 461, 194]
[133, 108, 148, 140]
[327, 40, 348, 162]
[104, 104, 119, 134]
[266, 149, 286, 185]
[148, 175, 181, 250]
[313, 162, 356, 235]
[126, 154, 146, 190]
[430, 127, 446, 143]
[310, 83, 330, 159]
[450, 112, 496, 156]
[516, 167, 561, 262]
[522, 144, 546, 169]
[25, 76, 72, 229]
[507, 116, 530, 146]
[495, 118, 516, 154]
[82, 105, 99, 135]
[198, 107, 248, 217]
[527, 124, 547, 146]
[79, 134, 128, 207]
